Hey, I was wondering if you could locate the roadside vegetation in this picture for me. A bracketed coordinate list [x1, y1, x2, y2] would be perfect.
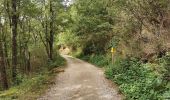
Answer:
[0, 48, 66, 99]
[57, 0, 170, 99]
[0, 0, 66, 99]
[0, 0, 170, 99]
[80, 54, 170, 99]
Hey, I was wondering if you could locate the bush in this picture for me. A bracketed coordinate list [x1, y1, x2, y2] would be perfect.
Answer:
[80, 53, 170, 100]
[80, 54, 109, 67]
[159, 54, 170, 79]
[106, 57, 169, 100]
[47, 51, 66, 70]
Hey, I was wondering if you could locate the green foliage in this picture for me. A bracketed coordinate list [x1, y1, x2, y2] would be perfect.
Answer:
[58, 0, 115, 55]
[159, 54, 170, 78]
[105, 57, 170, 100]
[14, 74, 25, 86]
[80, 54, 109, 68]
[71, 47, 83, 57]
[48, 52, 66, 70]
[109, 36, 120, 48]
[0, 72, 51, 99]
[0, 45, 65, 99]
[57, 30, 80, 47]
[81, 54, 170, 100]
[59, 0, 170, 99]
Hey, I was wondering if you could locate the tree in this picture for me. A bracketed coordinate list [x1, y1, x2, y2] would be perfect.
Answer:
[49, 0, 54, 60]
[0, 16, 8, 90]
[11, 0, 19, 84]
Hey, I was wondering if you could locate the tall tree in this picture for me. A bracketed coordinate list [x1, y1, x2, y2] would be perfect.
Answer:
[11, 0, 18, 84]
[49, 0, 54, 60]
[0, 17, 8, 90]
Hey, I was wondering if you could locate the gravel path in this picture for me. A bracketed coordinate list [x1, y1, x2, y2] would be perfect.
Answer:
[38, 55, 122, 100]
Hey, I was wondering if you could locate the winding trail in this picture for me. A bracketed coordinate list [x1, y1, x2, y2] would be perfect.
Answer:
[38, 55, 122, 100]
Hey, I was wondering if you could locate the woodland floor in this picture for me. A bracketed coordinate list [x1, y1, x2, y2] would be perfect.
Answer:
[38, 55, 122, 100]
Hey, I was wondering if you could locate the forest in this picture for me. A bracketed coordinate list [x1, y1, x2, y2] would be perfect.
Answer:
[0, 0, 170, 100]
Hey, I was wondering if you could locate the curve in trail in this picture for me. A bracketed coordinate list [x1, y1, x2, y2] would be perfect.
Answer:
[38, 55, 122, 100]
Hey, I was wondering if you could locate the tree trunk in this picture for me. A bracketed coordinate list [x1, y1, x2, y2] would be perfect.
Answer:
[0, 18, 8, 90]
[27, 51, 31, 74]
[49, 0, 54, 60]
[0, 40, 8, 90]
[3, 18, 10, 68]
[11, 0, 18, 84]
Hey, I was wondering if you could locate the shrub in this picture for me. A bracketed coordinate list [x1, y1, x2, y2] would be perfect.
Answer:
[106, 57, 169, 100]
[47, 51, 66, 70]
[159, 54, 170, 79]
[80, 53, 170, 100]
[80, 54, 109, 67]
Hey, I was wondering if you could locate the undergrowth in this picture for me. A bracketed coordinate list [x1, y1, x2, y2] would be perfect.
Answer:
[80, 54, 170, 100]
[79, 54, 110, 67]
[0, 73, 52, 100]
[0, 53, 66, 100]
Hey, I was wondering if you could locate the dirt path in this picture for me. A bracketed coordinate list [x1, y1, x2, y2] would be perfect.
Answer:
[38, 55, 122, 100]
